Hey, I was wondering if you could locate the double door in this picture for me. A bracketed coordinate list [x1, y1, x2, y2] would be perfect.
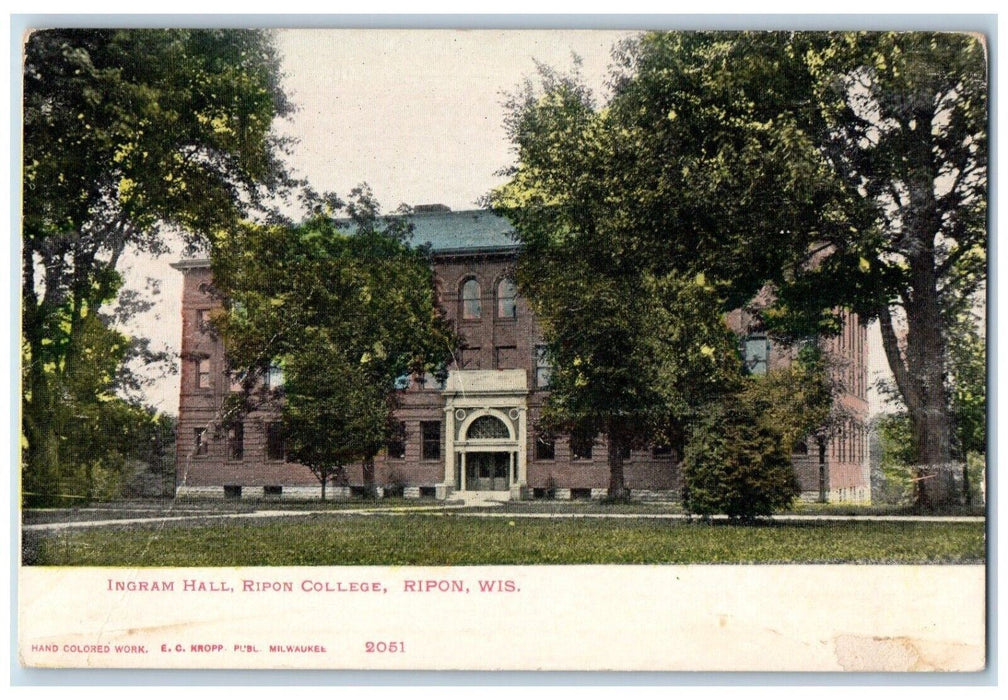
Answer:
[465, 452, 509, 491]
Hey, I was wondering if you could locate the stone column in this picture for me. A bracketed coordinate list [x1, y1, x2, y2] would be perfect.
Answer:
[517, 406, 528, 485]
[443, 406, 455, 488]
[510, 406, 528, 500]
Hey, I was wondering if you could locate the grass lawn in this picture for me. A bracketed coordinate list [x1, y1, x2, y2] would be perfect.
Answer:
[25, 513, 985, 566]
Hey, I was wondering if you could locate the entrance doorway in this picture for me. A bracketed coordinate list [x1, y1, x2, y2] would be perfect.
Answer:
[465, 452, 510, 491]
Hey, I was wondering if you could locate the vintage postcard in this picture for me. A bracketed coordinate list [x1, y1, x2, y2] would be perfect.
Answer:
[16, 25, 988, 674]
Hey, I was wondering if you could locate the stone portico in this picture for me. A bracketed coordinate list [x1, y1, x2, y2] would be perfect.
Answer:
[442, 369, 528, 500]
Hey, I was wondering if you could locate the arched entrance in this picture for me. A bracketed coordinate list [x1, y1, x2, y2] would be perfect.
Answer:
[461, 416, 511, 490]
[442, 370, 529, 497]
[465, 452, 511, 491]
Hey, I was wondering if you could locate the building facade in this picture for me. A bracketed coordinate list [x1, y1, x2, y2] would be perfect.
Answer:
[172, 208, 870, 502]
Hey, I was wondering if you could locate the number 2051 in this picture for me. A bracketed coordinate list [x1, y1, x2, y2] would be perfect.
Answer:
[365, 641, 404, 653]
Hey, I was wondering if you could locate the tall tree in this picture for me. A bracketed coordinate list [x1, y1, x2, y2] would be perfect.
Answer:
[211, 189, 457, 499]
[22, 29, 291, 504]
[777, 32, 988, 466]
[490, 34, 840, 497]
[494, 31, 986, 493]
[24, 288, 177, 504]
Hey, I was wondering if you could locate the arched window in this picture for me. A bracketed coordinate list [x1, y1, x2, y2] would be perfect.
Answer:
[466, 415, 509, 440]
[497, 279, 517, 319]
[461, 279, 481, 320]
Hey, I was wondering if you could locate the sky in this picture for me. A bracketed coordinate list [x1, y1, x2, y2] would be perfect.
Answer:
[116, 28, 897, 416]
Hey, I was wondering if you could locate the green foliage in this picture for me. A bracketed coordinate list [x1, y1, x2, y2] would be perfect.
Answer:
[964, 451, 986, 506]
[946, 311, 986, 457]
[490, 33, 855, 497]
[23, 29, 290, 245]
[678, 344, 834, 520]
[211, 188, 456, 496]
[741, 344, 835, 452]
[21, 308, 176, 505]
[874, 412, 986, 508]
[494, 30, 987, 478]
[783, 32, 987, 465]
[875, 412, 916, 505]
[22, 29, 290, 505]
[682, 393, 801, 521]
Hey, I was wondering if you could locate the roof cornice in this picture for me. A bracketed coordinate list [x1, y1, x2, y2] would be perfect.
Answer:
[169, 259, 210, 271]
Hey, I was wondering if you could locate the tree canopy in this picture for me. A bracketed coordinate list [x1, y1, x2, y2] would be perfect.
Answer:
[492, 31, 987, 508]
[490, 33, 844, 498]
[776, 32, 988, 466]
[22, 28, 292, 505]
[210, 189, 457, 498]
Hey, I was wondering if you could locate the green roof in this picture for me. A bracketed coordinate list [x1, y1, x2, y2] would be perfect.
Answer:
[406, 209, 517, 253]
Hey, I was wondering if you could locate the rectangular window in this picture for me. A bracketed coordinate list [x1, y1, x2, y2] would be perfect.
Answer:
[742, 335, 769, 375]
[497, 280, 518, 319]
[535, 345, 552, 388]
[265, 422, 284, 461]
[196, 309, 212, 333]
[387, 421, 406, 459]
[571, 435, 594, 461]
[421, 421, 441, 460]
[265, 363, 284, 390]
[196, 358, 212, 389]
[461, 347, 481, 370]
[495, 346, 517, 370]
[193, 428, 208, 456]
[535, 434, 555, 460]
[228, 423, 244, 461]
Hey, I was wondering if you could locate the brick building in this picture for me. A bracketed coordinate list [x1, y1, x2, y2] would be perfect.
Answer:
[172, 208, 869, 502]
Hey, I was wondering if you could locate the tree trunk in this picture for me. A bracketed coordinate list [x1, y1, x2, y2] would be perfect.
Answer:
[362, 454, 376, 498]
[320, 472, 327, 501]
[22, 259, 60, 506]
[876, 135, 954, 508]
[607, 429, 628, 500]
[904, 259, 952, 466]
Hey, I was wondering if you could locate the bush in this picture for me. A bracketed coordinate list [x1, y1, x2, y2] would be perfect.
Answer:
[682, 400, 800, 522]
